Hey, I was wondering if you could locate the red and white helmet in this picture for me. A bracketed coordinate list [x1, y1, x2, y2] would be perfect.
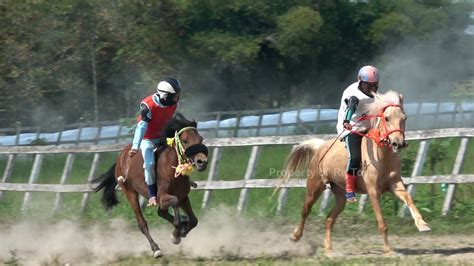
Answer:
[358, 65, 379, 83]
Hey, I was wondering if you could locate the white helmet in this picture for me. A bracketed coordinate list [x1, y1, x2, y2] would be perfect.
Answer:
[156, 77, 181, 106]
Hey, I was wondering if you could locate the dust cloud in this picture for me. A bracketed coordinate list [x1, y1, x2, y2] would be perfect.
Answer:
[377, 34, 473, 102]
[0, 206, 315, 264]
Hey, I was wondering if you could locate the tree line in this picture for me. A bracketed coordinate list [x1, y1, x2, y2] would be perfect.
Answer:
[0, 0, 472, 127]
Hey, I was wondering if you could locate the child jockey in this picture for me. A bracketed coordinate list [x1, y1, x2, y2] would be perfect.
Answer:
[129, 77, 181, 206]
[336, 66, 379, 202]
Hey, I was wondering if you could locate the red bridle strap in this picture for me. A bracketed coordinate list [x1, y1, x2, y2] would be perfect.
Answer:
[351, 104, 405, 147]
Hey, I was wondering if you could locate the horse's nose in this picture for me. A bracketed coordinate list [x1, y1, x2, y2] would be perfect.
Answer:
[196, 159, 208, 170]
[391, 140, 407, 151]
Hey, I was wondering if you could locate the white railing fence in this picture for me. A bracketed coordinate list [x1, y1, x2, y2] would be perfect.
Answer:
[1, 102, 473, 145]
[0, 128, 473, 217]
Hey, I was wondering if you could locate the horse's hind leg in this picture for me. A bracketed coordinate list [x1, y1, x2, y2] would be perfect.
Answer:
[123, 187, 162, 258]
[391, 180, 430, 232]
[178, 196, 198, 237]
[324, 184, 346, 253]
[290, 175, 325, 242]
[367, 187, 391, 253]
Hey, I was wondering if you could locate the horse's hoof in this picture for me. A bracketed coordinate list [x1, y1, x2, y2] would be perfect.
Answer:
[417, 224, 431, 232]
[171, 233, 181, 245]
[153, 250, 163, 258]
[290, 233, 300, 242]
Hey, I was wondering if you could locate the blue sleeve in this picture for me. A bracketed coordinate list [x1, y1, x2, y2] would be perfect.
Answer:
[132, 105, 151, 149]
[132, 120, 148, 150]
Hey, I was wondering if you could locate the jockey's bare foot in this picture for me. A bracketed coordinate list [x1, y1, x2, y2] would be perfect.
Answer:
[147, 196, 157, 207]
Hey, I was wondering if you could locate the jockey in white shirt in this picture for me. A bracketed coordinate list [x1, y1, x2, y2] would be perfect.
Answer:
[337, 65, 379, 202]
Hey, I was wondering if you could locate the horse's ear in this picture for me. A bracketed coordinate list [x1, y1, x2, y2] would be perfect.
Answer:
[399, 93, 404, 105]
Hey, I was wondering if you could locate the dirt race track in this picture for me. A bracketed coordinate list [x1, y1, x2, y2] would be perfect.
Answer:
[1, 211, 473, 265]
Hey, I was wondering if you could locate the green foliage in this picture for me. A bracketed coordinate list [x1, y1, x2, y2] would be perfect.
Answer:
[450, 80, 474, 101]
[0, 1, 471, 125]
[189, 32, 261, 66]
[275, 6, 323, 62]
[369, 13, 415, 45]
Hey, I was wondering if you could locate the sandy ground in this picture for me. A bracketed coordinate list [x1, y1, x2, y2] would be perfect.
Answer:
[0, 209, 473, 265]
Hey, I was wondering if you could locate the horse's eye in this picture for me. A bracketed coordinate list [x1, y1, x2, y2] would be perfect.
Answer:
[385, 117, 389, 122]
[183, 140, 188, 145]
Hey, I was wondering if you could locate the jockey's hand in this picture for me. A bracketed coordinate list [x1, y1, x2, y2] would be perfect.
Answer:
[343, 122, 353, 131]
[129, 149, 138, 157]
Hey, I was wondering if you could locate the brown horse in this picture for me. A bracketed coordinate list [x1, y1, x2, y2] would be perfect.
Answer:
[280, 91, 430, 254]
[92, 113, 208, 258]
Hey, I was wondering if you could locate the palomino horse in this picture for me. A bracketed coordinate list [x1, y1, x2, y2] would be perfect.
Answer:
[280, 91, 430, 254]
[92, 113, 208, 258]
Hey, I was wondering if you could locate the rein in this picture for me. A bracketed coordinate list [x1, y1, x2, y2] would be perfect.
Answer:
[167, 126, 197, 177]
[352, 104, 405, 148]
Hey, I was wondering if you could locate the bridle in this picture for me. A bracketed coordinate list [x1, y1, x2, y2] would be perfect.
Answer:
[351, 104, 405, 148]
[167, 126, 208, 177]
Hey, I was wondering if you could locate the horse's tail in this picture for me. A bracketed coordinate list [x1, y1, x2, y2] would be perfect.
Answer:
[91, 163, 119, 210]
[274, 139, 324, 194]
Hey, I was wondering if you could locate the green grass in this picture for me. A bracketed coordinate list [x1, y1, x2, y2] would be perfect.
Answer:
[0, 138, 473, 234]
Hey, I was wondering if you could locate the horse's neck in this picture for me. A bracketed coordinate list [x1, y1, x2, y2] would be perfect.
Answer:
[161, 146, 178, 166]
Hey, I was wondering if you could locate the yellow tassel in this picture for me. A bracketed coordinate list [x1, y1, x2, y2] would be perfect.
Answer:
[173, 163, 194, 177]
[167, 138, 174, 146]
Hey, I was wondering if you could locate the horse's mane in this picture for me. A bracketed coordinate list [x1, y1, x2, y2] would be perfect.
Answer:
[364, 90, 402, 116]
[160, 113, 197, 144]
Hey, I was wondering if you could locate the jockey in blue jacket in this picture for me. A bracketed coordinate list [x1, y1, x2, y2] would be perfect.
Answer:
[337, 66, 379, 202]
[129, 78, 181, 206]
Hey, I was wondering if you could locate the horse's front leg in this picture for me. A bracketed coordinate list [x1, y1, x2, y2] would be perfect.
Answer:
[178, 196, 198, 237]
[391, 179, 431, 232]
[158, 193, 182, 244]
[122, 187, 162, 258]
[157, 194, 180, 225]
[367, 187, 392, 254]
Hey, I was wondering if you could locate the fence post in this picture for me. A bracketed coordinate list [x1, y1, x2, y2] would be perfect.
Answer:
[95, 124, 103, 144]
[234, 111, 242, 137]
[318, 186, 332, 216]
[256, 110, 263, 137]
[21, 154, 44, 213]
[315, 105, 321, 133]
[277, 144, 298, 214]
[295, 109, 302, 135]
[76, 119, 84, 145]
[53, 153, 76, 214]
[398, 140, 430, 217]
[433, 102, 441, 128]
[0, 154, 16, 200]
[115, 124, 123, 144]
[452, 101, 459, 128]
[56, 116, 65, 145]
[276, 109, 283, 136]
[237, 146, 261, 214]
[214, 112, 221, 138]
[414, 102, 423, 130]
[80, 153, 101, 213]
[15, 122, 21, 145]
[442, 137, 469, 216]
[35, 126, 41, 141]
[201, 147, 221, 209]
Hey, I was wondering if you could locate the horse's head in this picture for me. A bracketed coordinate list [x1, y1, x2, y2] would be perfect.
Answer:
[178, 127, 208, 171]
[163, 113, 208, 172]
[368, 91, 407, 154]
